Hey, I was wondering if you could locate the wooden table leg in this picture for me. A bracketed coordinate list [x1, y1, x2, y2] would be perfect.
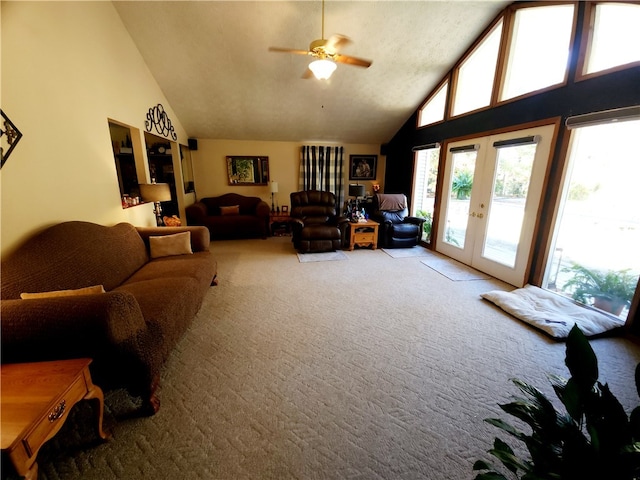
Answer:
[82, 368, 110, 441]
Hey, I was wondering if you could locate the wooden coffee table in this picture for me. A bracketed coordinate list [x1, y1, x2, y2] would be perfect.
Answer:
[348, 219, 379, 250]
[1, 358, 109, 480]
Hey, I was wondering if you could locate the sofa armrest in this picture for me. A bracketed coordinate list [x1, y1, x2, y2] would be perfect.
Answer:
[136, 226, 211, 252]
[255, 200, 270, 217]
[185, 201, 208, 224]
[1, 292, 151, 364]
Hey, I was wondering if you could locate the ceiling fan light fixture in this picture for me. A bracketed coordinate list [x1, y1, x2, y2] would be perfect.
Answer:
[309, 58, 337, 80]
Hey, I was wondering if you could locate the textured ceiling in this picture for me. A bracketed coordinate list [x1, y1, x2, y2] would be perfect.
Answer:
[114, 1, 509, 145]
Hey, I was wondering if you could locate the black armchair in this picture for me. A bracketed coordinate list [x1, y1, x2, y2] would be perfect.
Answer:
[290, 190, 349, 253]
[370, 193, 426, 248]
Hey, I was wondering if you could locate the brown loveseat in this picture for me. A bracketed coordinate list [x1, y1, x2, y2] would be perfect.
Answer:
[0, 221, 217, 415]
[186, 193, 270, 239]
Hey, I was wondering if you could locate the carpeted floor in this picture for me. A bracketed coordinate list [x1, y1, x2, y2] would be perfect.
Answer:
[30, 237, 640, 480]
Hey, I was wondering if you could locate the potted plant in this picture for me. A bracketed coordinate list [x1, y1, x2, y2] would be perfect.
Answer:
[416, 210, 432, 242]
[562, 263, 637, 316]
[473, 325, 640, 480]
[452, 170, 473, 199]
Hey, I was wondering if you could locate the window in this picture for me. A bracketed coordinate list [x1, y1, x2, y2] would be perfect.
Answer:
[451, 20, 502, 117]
[418, 81, 448, 128]
[500, 4, 575, 101]
[109, 120, 144, 208]
[543, 118, 640, 321]
[411, 145, 441, 243]
[583, 2, 640, 75]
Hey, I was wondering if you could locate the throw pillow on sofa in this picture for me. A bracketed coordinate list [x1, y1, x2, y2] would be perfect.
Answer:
[149, 231, 193, 259]
[220, 205, 240, 215]
[21, 284, 106, 299]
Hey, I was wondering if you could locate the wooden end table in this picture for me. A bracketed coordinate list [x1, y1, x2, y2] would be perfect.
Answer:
[1, 358, 109, 480]
[270, 212, 291, 236]
[348, 219, 379, 250]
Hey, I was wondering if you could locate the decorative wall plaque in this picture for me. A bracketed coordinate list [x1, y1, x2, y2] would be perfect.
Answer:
[1, 110, 23, 168]
[145, 104, 177, 141]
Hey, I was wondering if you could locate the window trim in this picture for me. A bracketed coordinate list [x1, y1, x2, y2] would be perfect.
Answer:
[496, 1, 578, 105]
[449, 16, 505, 119]
[575, 1, 640, 83]
[416, 76, 450, 130]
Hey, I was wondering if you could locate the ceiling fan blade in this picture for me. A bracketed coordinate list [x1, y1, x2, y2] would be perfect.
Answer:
[324, 34, 351, 53]
[335, 54, 372, 68]
[268, 47, 310, 56]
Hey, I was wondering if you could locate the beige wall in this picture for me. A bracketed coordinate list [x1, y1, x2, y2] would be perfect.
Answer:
[192, 139, 384, 210]
[0, 2, 189, 257]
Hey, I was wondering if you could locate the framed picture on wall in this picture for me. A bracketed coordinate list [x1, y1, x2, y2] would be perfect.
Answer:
[349, 155, 377, 180]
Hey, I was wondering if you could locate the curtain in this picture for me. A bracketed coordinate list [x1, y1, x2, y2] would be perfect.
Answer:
[299, 145, 345, 210]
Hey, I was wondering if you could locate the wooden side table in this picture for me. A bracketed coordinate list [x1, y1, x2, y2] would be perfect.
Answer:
[270, 213, 291, 236]
[1, 358, 109, 480]
[348, 219, 379, 250]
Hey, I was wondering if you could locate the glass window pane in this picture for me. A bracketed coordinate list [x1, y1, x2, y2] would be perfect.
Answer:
[482, 143, 536, 267]
[543, 120, 640, 321]
[418, 82, 448, 127]
[501, 5, 574, 101]
[443, 151, 477, 247]
[412, 147, 440, 242]
[586, 3, 640, 74]
[452, 20, 502, 117]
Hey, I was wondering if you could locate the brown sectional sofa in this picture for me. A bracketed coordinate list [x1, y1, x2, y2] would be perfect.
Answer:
[186, 193, 270, 239]
[0, 221, 217, 415]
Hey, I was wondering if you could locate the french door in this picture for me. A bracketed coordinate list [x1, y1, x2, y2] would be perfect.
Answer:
[436, 124, 556, 286]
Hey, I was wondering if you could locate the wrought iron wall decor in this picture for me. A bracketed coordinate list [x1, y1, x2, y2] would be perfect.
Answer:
[1, 110, 23, 168]
[145, 103, 177, 141]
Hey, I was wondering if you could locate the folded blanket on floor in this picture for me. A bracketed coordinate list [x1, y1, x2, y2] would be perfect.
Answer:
[481, 284, 625, 339]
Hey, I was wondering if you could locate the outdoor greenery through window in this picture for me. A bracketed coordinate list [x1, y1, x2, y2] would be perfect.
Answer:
[584, 2, 640, 75]
[412, 146, 440, 243]
[543, 119, 640, 321]
[451, 20, 502, 117]
[500, 4, 574, 101]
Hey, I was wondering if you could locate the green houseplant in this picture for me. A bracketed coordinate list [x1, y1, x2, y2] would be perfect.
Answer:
[452, 170, 473, 199]
[473, 325, 640, 480]
[416, 210, 432, 242]
[562, 264, 637, 315]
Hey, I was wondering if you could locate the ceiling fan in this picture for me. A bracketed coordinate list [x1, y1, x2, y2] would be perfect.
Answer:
[268, 0, 372, 80]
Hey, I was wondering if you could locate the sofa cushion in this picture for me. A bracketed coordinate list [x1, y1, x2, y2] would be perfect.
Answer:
[149, 232, 193, 259]
[124, 252, 216, 287]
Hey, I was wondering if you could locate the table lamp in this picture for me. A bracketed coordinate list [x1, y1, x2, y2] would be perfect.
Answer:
[349, 184, 365, 211]
[270, 181, 279, 213]
[140, 183, 172, 226]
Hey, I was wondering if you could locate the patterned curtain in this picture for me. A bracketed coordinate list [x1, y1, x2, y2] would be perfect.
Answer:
[299, 145, 345, 211]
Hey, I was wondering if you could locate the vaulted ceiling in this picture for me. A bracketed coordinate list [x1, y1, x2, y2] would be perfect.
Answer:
[114, 1, 509, 145]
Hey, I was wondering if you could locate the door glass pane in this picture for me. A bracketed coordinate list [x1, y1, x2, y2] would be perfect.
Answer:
[482, 143, 536, 267]
[443, 150, 477, 248]
[543, 120, 640, 321]
[412, 147, 440, 243]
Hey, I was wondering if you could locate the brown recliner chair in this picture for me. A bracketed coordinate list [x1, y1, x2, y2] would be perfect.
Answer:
[290, 190, 349, 253]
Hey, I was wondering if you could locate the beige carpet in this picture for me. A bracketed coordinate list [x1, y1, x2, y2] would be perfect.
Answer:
[32, 237, 640, 480]
[297, 250, 348, 263]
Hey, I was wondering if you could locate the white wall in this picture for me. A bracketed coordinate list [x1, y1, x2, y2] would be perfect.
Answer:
[192, 139, 384, 210]
[0, 2, 189, 257]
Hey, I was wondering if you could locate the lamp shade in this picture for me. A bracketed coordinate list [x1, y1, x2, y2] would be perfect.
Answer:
[139, 183, 172, 203]
[309, 59, 337, 80]
[270, 181, 279, 194]
[349, 184, 365, 198]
